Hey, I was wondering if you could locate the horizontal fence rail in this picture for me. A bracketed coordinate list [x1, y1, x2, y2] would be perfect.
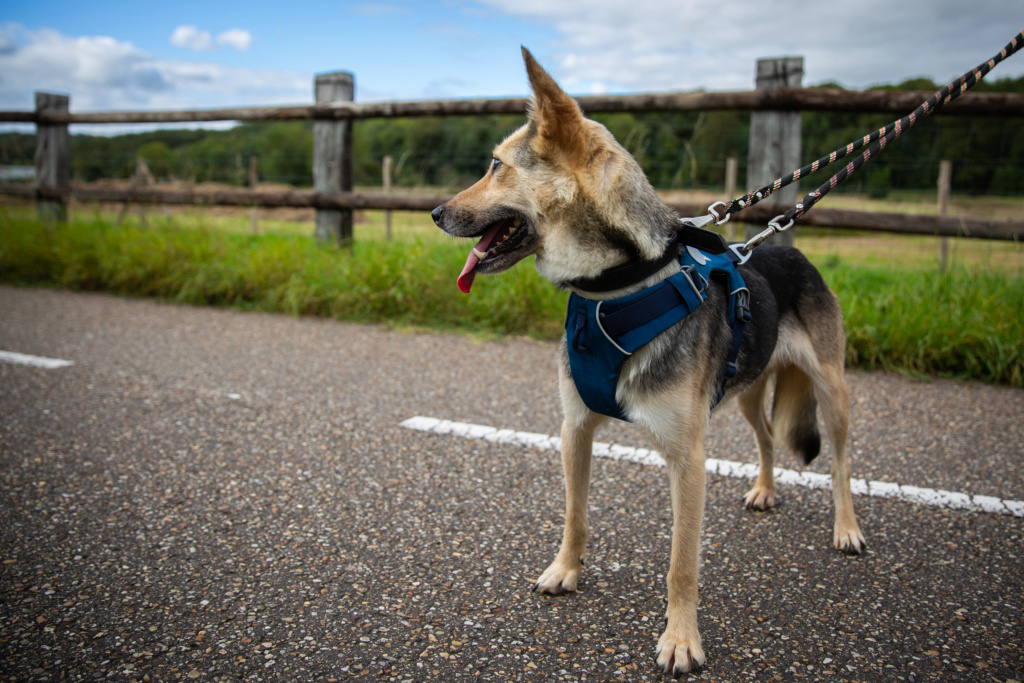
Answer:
[3, 183, 1021, 241]
[1, 88, 1023, 125]
[2, 66, 1022, 244]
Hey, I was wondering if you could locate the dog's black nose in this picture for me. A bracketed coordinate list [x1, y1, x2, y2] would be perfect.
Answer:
[431, 205, 445, 227]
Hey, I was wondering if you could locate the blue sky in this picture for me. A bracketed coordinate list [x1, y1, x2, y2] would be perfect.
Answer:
[1, 0, 1022, 127]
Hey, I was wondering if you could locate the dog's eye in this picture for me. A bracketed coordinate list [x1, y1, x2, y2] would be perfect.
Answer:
[491, 157, 503, 174]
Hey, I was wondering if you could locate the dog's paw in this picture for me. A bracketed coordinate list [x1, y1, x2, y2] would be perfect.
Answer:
[533, 555, 582, 595]
[834, 523, 866, 555]
[656, 626, 705, 676]
[743, 484, 776, 511]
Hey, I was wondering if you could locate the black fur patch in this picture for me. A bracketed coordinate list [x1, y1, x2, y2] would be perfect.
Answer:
[792, 417, 822, 464]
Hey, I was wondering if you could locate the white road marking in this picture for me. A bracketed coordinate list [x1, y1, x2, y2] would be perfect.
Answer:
[401, 416, 1024, 518]
[0, 350, 74, 369]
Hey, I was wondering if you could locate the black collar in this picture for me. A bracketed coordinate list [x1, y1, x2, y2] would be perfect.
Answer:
[566, 221, 731, 293]
[567, 233, 681, 293]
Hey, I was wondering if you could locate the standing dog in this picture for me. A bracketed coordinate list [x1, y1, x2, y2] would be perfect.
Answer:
[431, 48, 865, 675]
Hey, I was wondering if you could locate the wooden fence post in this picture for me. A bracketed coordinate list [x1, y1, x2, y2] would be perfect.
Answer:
[117, 157, 154, 225]
[34, 92, 70, 224]
[745, 57, 803, 247]
[724, 156, 738, 242]
[249, 155, 259, 235]
[937, 159, 952, 272]
[313, 72, 354, 245]
[382, 155, 393, 241]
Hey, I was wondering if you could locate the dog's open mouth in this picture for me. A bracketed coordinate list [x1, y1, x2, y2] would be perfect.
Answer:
[457, 213, 529, 293]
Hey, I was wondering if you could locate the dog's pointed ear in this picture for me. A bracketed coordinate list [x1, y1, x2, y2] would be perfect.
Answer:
[522, 47, 587, 159]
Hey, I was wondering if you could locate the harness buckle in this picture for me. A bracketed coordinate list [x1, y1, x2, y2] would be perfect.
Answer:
[733, 287, 751, 323]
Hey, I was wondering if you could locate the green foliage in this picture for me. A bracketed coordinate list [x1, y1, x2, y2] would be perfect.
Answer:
[2, 211, 1021, 386]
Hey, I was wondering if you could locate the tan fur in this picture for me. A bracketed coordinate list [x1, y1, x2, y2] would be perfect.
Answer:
[741, 313, 864, 551]
[434, 48, 864, 675]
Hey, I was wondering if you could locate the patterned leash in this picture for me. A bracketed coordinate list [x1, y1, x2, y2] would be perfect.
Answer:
[705, 29, 1024, 255]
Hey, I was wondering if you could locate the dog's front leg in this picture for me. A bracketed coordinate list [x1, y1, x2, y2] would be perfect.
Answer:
[657, 442, 707, 675]
[535, 374, 604, 594]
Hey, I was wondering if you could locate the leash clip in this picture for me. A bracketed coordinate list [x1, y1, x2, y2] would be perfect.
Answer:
[707, 201, 730, 226]
[741, 214, 796, 254]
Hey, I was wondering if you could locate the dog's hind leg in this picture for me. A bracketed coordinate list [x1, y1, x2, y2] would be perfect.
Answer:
[737, 374, 777, 510]
[535, 372, 605, 594]
[812, 360, 866, 554]
[796, 299, 866, 554]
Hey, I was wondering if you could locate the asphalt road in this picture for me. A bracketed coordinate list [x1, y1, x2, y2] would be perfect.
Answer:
[1, 285, 1022, 682]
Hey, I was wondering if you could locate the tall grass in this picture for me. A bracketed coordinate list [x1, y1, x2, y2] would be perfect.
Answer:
[0, 210, 567, 339]
[823, 262, 1023, 386]
[1, 210, 1021, 386]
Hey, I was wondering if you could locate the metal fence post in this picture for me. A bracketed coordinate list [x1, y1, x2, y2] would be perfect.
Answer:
[745, 57, 803, 247]
[313, 72, 354, 245]
[34, 92, 70, 224]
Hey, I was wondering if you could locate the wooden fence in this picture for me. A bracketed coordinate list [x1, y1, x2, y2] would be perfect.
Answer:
[2, 62, 1023, 243]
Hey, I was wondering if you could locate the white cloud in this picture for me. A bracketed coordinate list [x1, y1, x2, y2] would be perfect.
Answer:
[216, 29, 252, 51]
[172, 25, 252, 52]
[0, 24, 309, 121]
[476, 0, 1024, 92]
[170, 25, 213, 52]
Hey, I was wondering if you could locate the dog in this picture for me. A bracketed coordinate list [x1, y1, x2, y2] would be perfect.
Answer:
[431, 47, 866, 675]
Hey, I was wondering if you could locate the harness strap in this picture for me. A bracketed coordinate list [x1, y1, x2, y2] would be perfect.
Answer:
[566, 246, 750, 421]
[599, 273, 698, 339]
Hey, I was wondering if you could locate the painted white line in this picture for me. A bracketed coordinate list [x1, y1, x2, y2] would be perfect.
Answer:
[401, 416, 1024, 518]
[0, 350, 74, 369]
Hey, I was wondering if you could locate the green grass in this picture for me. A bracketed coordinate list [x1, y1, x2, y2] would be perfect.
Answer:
[1, 207, 1021, 387]
[821, 262, 1022, 386]
[0, 208, 567, 340]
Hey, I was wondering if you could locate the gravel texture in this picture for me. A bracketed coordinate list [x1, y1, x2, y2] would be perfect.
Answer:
[1, 285, 1022, 682]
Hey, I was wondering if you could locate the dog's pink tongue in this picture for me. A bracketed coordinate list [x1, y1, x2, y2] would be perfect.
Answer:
[457, 254, 480, 294]
[456, 222, 504, 294]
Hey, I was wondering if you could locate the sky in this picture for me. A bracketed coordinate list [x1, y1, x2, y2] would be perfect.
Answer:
[1, 0, 1022, 132]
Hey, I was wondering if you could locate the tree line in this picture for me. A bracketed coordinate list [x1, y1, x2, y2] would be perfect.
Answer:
[1, 76, 1021, 197]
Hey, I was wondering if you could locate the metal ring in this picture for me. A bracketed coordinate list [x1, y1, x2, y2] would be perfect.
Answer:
[728, 243, 752, 265]
[768, 214, 795, 233]
[707, 201, 731, 226]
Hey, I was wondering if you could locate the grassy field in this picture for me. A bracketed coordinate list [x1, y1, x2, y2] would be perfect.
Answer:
[1, 202, 1021, 387]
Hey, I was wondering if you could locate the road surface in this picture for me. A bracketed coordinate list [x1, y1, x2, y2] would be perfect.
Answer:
[1, 285, 1021, 682]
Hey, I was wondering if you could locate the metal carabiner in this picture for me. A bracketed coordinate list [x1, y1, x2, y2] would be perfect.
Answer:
[741, 214, 797, 253]
[707, 201, 731, 226]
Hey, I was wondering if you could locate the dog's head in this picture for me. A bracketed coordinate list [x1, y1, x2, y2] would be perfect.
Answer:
[432, 48, 676, 293]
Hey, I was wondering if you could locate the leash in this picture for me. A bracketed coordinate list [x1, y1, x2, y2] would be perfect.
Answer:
[561, 30, 1022, 421]
[700, 29, 1024, 254]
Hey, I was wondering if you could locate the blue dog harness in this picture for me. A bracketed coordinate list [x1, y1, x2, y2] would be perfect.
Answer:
[565, 240, 751, 422]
